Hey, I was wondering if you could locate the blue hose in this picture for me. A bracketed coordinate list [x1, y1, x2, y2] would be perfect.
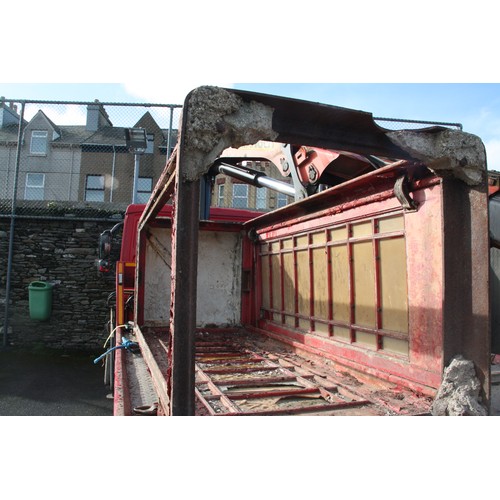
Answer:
[93, 336, 138, 364]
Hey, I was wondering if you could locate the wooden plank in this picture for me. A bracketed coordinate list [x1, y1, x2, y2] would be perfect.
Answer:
[283, 251, 295, 325]
[296, 248, 310, 329]
[227, 400, 371, 416]
[312, 246, 329, 334]
[208, 375, 299, 387]
[201, 365, 280, 375]
[195, 367, 241, 414]
[331, 244, 350, 324]
[379, 236, 409, 334]
[352, 240, 376, 328]
[205, 387, 321, 400]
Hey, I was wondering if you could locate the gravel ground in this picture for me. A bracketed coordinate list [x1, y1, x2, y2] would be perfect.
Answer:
[0, 347, 113, 416]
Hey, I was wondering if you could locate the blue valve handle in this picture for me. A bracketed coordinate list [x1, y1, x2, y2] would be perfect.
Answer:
[121, 336, 137, 349]
[93, 336, 139, 364]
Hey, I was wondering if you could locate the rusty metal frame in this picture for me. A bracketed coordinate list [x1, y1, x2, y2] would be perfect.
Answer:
[194, 334, 372, 416]
[137, 86, 489, 415]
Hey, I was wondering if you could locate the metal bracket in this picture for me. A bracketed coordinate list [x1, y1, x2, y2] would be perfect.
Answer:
[394, 175, 418, 211]
[281, 144, 308, 201]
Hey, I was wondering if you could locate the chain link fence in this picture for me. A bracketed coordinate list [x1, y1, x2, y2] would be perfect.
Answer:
[0, 97, 463, 220]
[0, 98, 183, 220]
[374, 116, 462, 131]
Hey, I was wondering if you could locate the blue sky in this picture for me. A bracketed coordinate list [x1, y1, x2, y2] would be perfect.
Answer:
[2, 82, 500, 169]
[1, 2, 499, 168]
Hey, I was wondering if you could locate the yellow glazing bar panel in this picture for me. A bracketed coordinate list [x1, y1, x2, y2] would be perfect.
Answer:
[296, 248, 310, 330]
[379, 237, 408, 333]
[378, 214, 405, 234]
[312, 246, 329, 335]
[257, 211, 409, 358]
[294, 235, 309, 330]
[352, 240, 376, 328]
[260, 244, 270, 311]
[330, 244, 350, 324]
[271, 249, 281, 322]
[352, 221, 373, 238]
[283, 250, 295, 326]
[282, 237, 295, 326]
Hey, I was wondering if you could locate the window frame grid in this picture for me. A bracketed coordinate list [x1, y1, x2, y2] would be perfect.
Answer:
[258, 212, 409, 358]
[85, 174, 105, 202]
[232, 183, 249, 209]
[24, 172, 45, 200]
[218, 184, 225, 207]
[136, 176, 153, 204]
[30, 130, 48, 155]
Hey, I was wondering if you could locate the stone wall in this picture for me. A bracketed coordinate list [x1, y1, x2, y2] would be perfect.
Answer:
[0, 214, 122, 350]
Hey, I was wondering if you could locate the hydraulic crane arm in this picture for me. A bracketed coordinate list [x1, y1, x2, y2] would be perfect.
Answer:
[210, 158, 295, 198]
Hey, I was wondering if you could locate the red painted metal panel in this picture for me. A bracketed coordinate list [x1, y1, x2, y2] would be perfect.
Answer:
[251, 323, 440, 395]
[113, 327, 131, 416]
[246, 172, 448, 394]
[122, 203, 261, 263]
[405, 184, 444, 374]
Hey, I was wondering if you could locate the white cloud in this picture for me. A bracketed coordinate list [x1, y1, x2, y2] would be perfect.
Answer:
[24, 104, 87, 126]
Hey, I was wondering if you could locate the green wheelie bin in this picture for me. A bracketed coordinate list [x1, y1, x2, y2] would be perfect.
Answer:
[28, 281, 53, 321]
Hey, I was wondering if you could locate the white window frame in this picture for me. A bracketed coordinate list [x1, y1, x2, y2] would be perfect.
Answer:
[136, 176, 153, 204]
[85, 175, 105, 202]
[30, 130, 48, 155]
[232, 183, 248, 209]
[218, 184, 225, 207]
[25, 173, 45, 200]
[256, 187, 267, 210]
[276, 192, 289, 208]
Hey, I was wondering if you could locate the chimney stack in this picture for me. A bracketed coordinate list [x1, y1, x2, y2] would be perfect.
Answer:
[86, 99, 113, 131]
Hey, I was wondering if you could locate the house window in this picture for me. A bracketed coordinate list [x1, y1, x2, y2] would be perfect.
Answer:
[25, 173, 45, 200]
[136, 177, 153, 203]
[85, 175, 105, 202]
[218, 184, 225, 207]
[277, 192, 289, 208]
[30, 130, 48, 155]
[256, 188, 267, 210]
[232, 184, 248, 209]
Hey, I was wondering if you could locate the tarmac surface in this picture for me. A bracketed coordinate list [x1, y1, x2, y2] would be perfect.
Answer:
[0, 347, 113, 416]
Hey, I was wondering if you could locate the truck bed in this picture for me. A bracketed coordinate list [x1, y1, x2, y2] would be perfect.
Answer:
[115, 328, 434, 416]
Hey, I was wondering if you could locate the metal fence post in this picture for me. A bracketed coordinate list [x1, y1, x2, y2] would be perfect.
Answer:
[3, 101, 25, 348]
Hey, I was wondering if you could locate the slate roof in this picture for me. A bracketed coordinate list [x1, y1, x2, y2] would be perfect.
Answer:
[0, 122, 178, 149]
[81, 126, 128, 147]
[0, 124, 19, 144]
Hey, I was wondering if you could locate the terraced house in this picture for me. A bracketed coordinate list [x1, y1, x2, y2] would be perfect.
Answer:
[0, 98, 176, 212]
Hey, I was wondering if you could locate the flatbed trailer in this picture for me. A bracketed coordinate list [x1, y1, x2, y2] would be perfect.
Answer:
[101, 86, 491, 416]
[114, 327, 433, 416]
